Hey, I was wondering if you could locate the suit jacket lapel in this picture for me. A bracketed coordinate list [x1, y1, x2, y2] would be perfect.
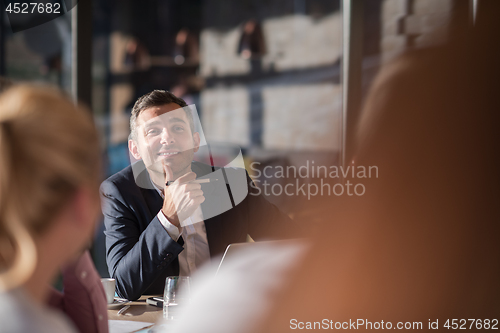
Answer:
[203, 212, 224, 257]
[135, 167, 163, 218]
[141, 186, 163, 219]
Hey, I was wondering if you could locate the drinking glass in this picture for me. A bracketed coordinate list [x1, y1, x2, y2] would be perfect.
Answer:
[163, 276, 191, 320]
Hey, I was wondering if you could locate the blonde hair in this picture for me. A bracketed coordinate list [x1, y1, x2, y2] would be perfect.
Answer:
[0, 85, 101, 291]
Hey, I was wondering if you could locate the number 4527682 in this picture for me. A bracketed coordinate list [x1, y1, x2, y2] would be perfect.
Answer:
[5, 2, 61, 14]
[443, 319, 498, 330]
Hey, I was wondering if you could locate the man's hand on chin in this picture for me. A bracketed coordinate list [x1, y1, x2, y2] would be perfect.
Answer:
[161, 163, 205, 230]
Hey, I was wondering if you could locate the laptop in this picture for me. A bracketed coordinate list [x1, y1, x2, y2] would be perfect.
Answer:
[216, 240, 298, 274]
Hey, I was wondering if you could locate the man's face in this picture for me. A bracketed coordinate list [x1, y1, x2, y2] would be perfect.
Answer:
[129, 103, 200, 179]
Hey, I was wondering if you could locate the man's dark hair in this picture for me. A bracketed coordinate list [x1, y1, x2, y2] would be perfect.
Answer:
[130, 90, 195, 141]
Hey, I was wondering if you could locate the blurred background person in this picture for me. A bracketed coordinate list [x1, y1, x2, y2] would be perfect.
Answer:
[255, 2, 500, 332]
[0, 86, 107, 332]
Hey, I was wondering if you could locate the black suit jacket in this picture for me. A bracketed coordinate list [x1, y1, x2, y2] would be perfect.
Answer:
[100, 161, 295, 300]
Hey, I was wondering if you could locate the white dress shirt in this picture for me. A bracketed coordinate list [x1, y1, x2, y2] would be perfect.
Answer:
[153, 182, 211, 276]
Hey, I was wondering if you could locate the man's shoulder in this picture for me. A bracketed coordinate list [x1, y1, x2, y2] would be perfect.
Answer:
[99, 162, 153, 200]
[101, 164, 136, 189]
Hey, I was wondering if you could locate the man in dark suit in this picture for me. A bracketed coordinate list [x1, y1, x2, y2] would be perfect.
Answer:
[101, 90, 295, 300]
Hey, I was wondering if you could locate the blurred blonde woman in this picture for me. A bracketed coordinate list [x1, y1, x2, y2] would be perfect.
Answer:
[0, 85, 107, 332]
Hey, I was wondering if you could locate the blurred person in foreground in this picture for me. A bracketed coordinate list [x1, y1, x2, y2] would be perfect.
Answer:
[0, 86, 107, 332]
[101, 90, 297, 301]
[165, 3, 500, 333]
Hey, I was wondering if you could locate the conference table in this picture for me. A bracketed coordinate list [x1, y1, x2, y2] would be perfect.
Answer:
[108, 295, 163, 324]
